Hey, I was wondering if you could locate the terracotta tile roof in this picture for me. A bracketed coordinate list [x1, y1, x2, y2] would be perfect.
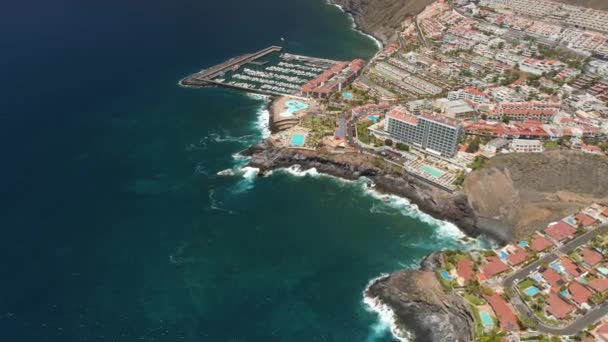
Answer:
[581, 248, 603, 267]
[507, 246, 529, 266]
[575, 213, 597, 227]
[561, 256, 585, 278]
[456, 259, 474, 284]
[545, 221, 577, 241]
[603, 208, 608, 217]
[531, 234, 553, 252]
[589, 278, 608, 293]
[598, 320, 608, 334]
[484, 294, 519, 331]
[481, 256, 510, 278]
[546, 293, 575, 319]
[541, 268, 566, 288]
[569, 282, 592, 306]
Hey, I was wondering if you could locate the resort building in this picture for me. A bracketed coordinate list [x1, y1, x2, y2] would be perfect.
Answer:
[300, 59, 365, 98]
[510, 139, 544, 153]
[384, 108, 464, 157]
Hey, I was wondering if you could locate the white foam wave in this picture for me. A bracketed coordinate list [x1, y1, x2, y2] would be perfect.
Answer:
[208, 132, 255, 144]
[229, 166, 260, 193]
[280, 165, 320, 177]
[326, 0, 383, 50]
[208, 189, 234, 214]
[363, 275, 412, 342]
[255, 107, 271, 139]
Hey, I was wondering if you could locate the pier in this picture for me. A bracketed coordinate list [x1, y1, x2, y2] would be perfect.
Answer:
[180, 46, 283, 88]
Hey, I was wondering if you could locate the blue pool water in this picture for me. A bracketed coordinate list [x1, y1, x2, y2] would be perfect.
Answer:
[524, 286, 540, 296]
[480, 312, 493, 328]
[291, 134, 305, 146]
[499, 251, 508, 260]
[421, 165, 444, 178]
[598, 267, 608, 275]
[368, 115, 379, 121]
[440, 270, 452, 281]
[519, 241, 529, 248]
[342, 92, 353, 100]
[283, 100, 309, 116]
[579, 278, 588, 285]
[560, 290, 570, 298]
[550, 262, 565, 274]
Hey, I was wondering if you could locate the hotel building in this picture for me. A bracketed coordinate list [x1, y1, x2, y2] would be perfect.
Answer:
[384, 107, 463, 157]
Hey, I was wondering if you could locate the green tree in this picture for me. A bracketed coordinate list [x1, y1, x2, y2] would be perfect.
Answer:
[385, 139, 393, 146]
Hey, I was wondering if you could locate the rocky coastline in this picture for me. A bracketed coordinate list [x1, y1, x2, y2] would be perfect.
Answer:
[243, 140, 511, 244]
[364, 252, 475, 342]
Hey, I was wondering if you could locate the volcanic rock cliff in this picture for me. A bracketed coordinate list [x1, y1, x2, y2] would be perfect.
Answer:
[365, 252, 474, 342]
[331, 0, 434, 43]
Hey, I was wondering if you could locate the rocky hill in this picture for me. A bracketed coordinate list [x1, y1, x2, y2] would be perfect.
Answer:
[556, 0, 608, 10]
[332, 0, 434, 43]
[365, 252, 474, 341]
[464, 150, 608, 239]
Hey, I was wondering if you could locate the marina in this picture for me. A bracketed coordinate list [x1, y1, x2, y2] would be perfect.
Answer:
[180, 46, 346, 97]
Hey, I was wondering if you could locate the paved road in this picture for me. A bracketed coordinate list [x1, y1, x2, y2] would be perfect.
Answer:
[502, 224, 608, 335]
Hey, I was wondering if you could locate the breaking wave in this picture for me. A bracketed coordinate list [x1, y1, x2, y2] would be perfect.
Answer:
[363, 275, 412, 342]
[326, 0, 383, 50]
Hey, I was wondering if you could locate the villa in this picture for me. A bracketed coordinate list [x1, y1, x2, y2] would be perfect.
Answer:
[481, 256, 510, 278]
[581, 248, 603, 268]
[484, 293, 519, 331]
[545, 222, 577, 242]
[568, 282, 592, 308]
[530, 234, 553, 252]
[546, 293, 575, 319]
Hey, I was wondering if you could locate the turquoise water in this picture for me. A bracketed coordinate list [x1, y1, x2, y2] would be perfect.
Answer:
[519, 241, 529, 248]
[291, 133, 306, 146]
[421, 165, 444, 178]
[284, 100, 309, 116]
[561, 290, 570, 298]
[480, 311, 493, 328]
[440, 270, 452, 281]
[368, 115, 380, 121]
[598, 267, 608, 275]
[500, 250, 509, 260]
[524, 286, 540, 296]
[551, 262, 566, 274]
[342, 92, 354, 99]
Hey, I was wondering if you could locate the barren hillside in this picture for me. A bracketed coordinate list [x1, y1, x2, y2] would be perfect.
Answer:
[464, 150, 608, 238]
[556, 0, 608, 10]
[332, 0, 434, 43]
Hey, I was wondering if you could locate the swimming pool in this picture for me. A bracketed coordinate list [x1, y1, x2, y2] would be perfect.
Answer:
[368, 115, 379, 121]
[480, 311, 493, 328]
[342, 92, 353, 100]
[519, 241, 529, 248]
[550, 262, 566, 274]
[560, 289, 570, 298]
[282, 100, 309, 117]
[421, 165, 444, 178]
[598, 267, 608, 275]
[439, 270, 452, 281]
[499, 250, 508, 260]
[524, 286, 540, 297]
[290, 134, 305, 146]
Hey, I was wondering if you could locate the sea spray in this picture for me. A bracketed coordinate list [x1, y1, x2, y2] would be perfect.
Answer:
[363, 274, 413, 342]
[325, 0, 383, 50]
[246, 93, 271, 139]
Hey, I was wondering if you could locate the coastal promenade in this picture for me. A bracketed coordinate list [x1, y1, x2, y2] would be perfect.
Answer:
[503, 224, 608, 335]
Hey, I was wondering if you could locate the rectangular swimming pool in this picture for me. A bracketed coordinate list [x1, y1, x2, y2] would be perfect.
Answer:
[290, 134, 305, 147]
[421, 165, 444, 178]
[524, 286, 540, 297]
[480, 311, 493, 328]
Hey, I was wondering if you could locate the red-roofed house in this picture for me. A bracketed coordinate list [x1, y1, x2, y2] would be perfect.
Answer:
[456, 259, 475, 285]
[589, 278, 608, 293]
[541, 268, 566, 289]
[594, 320, 608, 340]
[531, 234, 553, 252]
[481, 256, 510, 278]
[575, 213, 597, 227]
[569, 282, 592, 307]
[581, 248, 603, 268]
[546, 293, 575, 319]
[507, 246, 529, 266]
[602, 208, 608, 218]
[484, 294, 519, 331]
[561, 256, 585, 278]
[545, 222, 577, 242]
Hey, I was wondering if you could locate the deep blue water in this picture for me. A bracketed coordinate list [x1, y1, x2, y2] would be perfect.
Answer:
[0, 0, 481, 341]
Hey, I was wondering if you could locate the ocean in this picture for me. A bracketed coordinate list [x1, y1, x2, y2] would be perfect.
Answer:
[0, 0, 483, 341]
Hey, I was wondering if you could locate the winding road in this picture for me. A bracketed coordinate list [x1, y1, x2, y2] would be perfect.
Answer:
[502, 224, 608, 335]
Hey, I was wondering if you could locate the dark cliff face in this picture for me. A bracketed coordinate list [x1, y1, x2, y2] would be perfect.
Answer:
[332, 0, 434, 43]
[366, 254, 475, 342]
